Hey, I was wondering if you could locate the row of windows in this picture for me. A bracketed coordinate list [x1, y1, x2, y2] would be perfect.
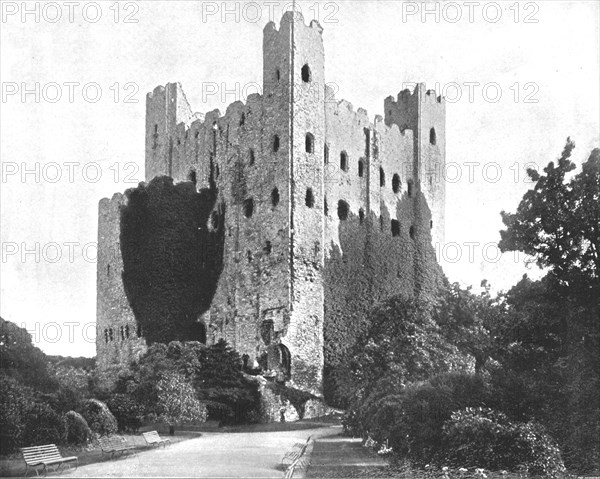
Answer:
[241, 186, 316, 219]
[103, 324, 142, 344]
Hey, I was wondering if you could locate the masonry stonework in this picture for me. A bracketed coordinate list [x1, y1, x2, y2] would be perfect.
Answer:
[96, 12, 446, 399]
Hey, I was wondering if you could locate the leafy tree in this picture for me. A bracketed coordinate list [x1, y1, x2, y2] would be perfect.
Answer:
[0, 317, 58, 392]
[79, 399, 117, 436]
[155, 372, 207, 429]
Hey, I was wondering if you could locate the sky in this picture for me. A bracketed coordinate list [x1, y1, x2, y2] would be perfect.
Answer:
[1, 0, 598, 357]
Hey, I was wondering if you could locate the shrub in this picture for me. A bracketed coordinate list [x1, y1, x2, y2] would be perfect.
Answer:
[107, 394, 144, 432]
[64, 411, 92, 445]
[79, 399, 117, 436]
[442, 407, 566, 477]
[21, 402, 66, 446]
[0, 374, 32, 453]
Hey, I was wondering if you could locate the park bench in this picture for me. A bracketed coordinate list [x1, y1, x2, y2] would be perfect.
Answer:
[282, 436, 312, 479]
[21, 444, 78, 476]
[142, 430, 171, 448]
[97, 435, 135, 458]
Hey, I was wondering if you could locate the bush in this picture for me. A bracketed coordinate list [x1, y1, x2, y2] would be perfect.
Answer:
[354, 372, 491, 463]
[442, 407, 566, 477]
[107, 394, 144, 432]
[21, 402, 66, 446]
[79, 399, 117, 436]
[0, 374, 32, 453]
[64, 411, 92, 445]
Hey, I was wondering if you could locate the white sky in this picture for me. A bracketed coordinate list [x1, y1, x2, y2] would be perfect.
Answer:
[1, 1, 598, 357]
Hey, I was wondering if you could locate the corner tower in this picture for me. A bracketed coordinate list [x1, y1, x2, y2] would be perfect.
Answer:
[263, 11, 326, 393]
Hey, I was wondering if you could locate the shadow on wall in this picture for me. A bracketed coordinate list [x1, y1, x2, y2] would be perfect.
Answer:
[119, 176, 225, 344]
[323, 189, 443, 405]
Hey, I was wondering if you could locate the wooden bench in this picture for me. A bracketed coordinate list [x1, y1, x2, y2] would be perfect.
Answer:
[282, 436, 312, 478]
[142, 431, 171, 448]
[21, 444, 78, 476]
[97, 435, 135, 458]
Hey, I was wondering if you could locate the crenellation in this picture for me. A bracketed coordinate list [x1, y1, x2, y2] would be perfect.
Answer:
[97, 12, 446, 399]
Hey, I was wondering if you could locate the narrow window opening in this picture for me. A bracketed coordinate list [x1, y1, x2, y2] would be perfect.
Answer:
[337, 200, 349, 221]
[242, 354, 249, 370]
[324, 144, 329, 164]
[430, 219, 433, 229]
[305, 133, 314, 153]
[430, 127, 437, 145]
[120, 326, 125, 341]
[275, 69, 280, 82]
[215, 165, 220, 178]
[301, 64, 311, 83]
[104, 330, 109, 344]
[273, 135, 280, 152]
[240, 113, 246, 126]
[410, 225, 416, 239]
[380, 216, 384, 232]
[210, 211, 220, 230]
[243, 198, 254, 218]
[324, 197, 328, 216]
[271, 188, 280, 207]
[188, 170, 197, 184]
[305, 188, 315, 208]
[279, 344, 292, 379]
[264, 241, 272, 254]
[125, 324, 130, 339]
[249, 149, 255, 166]
[359, 208, 365, 224]
[380, 167, 385, 187]
[109, 328, 114, 342]
[364, 128, 370, 157]
[195, 130, 199, 138]
[340, 151, 348, 172]
[107, 264, 110, 276]
[247, 250, 253, 263]
[392, 173, 401, 194]
[136, 323, 142, 338]
[358, 160, 364, 178]
[391, 219, 400, 237]
[407, 179, 414, 197]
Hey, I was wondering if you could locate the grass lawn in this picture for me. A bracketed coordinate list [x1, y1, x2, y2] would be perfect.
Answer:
[0, 432, 198, 477]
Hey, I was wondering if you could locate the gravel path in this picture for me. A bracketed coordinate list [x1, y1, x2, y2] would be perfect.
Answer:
[58, 426, 339, 478]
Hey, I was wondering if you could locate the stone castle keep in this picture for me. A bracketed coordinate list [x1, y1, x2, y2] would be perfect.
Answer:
[96, 12, 446, 397]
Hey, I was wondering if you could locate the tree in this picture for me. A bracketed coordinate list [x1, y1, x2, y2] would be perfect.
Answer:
[499, 140, 599, 291]
[156, 372, 207, 434]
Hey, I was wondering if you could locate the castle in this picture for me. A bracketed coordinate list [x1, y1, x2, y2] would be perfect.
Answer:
[96, 12, 446, 398]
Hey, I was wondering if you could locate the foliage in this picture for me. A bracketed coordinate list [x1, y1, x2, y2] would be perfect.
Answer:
[21, 402, 66, 447]
[155, 372, 207, 425]
[442, 407, 566, 477]
[353, 372, 491, 464]
[120, 176, 224, 343]
[79, 399, 117, 437]
[0, 317, 58, 392]
[106, 394, 144, 432]
[0, 374, 33, 453]
[500, 141, 599, 288]
[64, 411, 92, 445]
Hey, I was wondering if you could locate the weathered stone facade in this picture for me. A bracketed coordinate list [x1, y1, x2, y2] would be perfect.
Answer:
[96, 12, 446, 397]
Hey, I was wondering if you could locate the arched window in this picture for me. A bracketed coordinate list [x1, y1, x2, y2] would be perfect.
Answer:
[243, 198, 254, 218]
[338, 200, 349, 221]
[391, 220, 400, 237]
[242, 354, 249, 369]
[273, 135, 280, 152]
[301, 64, 311, 83]
[359, 208, 365, 224]
[271, 187, 280, 207]
[380, 167, 385, 187]
[392, 173, 401, 194]
[358, 160, 364, 178]
[305, 188, 315, 208]
[279, 344, 292, 378]
[275, 69, 280, 82]
[430, 127, 437, 145]
[188, 169, 197, 184]
[305, 133, 314, 153]
[340, 151, 348, 172]
[407, 179, 414, 197]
